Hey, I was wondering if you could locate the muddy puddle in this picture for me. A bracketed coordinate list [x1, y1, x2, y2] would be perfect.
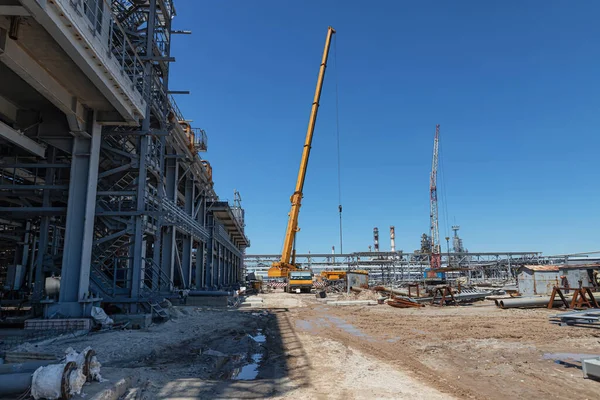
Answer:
[327, 316, 365, 337]
[213, 330, 267, 381]
[233, 353, 263, 380]
[250, 329, 266, 343]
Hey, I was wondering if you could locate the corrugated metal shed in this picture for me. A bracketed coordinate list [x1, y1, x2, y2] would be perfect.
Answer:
[517, 266, 560, 296]
[559, 265, 598, 288]
[517, 264, 599, 295]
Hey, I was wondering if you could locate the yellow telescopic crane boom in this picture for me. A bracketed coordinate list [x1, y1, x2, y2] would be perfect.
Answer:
[268, 26, 336, 278]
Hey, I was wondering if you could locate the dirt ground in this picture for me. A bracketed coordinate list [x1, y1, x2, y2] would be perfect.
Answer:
[10, 292, 600, 399]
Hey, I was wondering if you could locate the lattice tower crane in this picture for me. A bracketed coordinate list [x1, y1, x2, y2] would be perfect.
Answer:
[430, 124, 441, 269]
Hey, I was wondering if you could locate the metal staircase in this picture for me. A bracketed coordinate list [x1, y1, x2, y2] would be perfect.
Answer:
[147, 301, 169, 319]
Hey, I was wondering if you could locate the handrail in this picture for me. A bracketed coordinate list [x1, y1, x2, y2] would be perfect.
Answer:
[55, 0, 147, 98]
[162, 197, 210, 240]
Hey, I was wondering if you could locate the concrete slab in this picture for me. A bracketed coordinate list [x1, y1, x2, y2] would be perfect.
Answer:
[24, 318, 92, 331]
[111, 314, 152, 330]
[244, 296, 264, 303]
[72, 367, 137, 400]
[186, 296, 228, 308]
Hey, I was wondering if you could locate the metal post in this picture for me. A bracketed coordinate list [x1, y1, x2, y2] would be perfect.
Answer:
[196, 241, 205, 288]
[161, 155, 177, 288]
[33, 148, 56, 300]
[55, 118, 101, 316]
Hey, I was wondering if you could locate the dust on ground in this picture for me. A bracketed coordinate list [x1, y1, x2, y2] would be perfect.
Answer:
[10, 291, 600, 399]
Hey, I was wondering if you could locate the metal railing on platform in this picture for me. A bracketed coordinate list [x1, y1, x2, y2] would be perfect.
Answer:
[55, 0, 146, 103]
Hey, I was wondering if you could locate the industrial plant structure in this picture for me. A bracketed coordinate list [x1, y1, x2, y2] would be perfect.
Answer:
[0, 0, 249, 318]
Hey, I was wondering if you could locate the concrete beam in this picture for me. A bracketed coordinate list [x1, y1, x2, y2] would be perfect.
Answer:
[0, 120, 45, 157]
[0, 28, 88, 132]
[0, 6, 30, 16]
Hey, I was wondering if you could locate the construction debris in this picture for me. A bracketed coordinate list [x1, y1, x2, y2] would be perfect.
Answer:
[583, 357, 600, 380]
[550, 309, 600, 327]
[387, 297, 424, 308]
[327, 300, 378, 306]
[31, 362, 83, 400]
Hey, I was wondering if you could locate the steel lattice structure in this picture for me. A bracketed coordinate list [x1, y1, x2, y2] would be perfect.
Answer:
[0, 0, 248, 317]
[245, 251, 544, 284]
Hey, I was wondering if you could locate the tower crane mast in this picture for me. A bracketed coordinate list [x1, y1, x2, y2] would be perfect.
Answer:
[430, 124, 441, 269]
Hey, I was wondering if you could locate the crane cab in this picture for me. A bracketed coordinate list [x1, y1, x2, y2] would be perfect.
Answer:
[287, 270, 314, 293]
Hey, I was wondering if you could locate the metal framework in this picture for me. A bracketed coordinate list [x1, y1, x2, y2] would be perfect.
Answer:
[0, 0, 248, 317]
[246, 251, 544, 285]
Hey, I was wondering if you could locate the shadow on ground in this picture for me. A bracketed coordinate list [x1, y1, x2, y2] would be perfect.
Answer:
[144, 308, 311, 399]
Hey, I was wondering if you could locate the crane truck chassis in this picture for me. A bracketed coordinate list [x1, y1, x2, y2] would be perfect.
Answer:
[287, 270, 314, 293]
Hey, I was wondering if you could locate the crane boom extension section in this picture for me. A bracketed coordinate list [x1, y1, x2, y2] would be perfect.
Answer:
[268, 26, 336, 279]
[430, 124, 441, 269]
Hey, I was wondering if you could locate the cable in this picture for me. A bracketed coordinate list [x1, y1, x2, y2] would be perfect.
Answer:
[334, 33, 343, 255]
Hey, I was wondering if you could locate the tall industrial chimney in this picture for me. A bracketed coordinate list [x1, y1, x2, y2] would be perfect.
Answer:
[390, 226, 396, 252]
[373, 227, 379, 252]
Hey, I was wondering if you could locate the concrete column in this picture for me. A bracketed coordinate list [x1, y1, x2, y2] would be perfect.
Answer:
[55, 119, 101, 316]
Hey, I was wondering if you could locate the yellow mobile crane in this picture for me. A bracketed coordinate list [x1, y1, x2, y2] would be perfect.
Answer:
[267, 26, 336, 292]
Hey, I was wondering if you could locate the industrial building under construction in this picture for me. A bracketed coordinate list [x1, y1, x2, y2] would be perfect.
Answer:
[0, 0, 248, 319]
[0, 2, 598, 399]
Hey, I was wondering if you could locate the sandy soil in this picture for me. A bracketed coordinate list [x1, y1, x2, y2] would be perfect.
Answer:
[9, 292, 600, 399]
[283, 293, 600, 400]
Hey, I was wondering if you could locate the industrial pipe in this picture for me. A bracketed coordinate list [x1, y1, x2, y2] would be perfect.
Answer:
[0, 360, 56, 375]
[374, 286, 409, 297]
[0, 372, 32, 395]
[187, 290, 233, 297]
[499, 297, 565, 309]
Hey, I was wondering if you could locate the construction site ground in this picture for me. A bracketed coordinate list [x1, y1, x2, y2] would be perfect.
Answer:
[12, 292, 600, 399]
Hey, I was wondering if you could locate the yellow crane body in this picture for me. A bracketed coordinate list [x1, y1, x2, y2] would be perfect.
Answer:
[268, 26, 336, 280]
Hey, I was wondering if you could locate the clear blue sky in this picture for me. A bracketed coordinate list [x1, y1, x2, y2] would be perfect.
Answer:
[169, 1, 600, 256]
